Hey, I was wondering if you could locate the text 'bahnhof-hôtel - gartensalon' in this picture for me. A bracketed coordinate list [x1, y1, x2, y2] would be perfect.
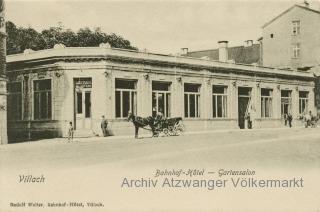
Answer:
[6, 43, 315, 142]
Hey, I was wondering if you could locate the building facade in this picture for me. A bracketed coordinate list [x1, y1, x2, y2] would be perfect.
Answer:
[262, 4, 320, 70]
[5, 45, 316, 142]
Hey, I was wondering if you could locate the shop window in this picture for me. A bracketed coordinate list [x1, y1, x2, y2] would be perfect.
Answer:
[184, 83, 200, 118]
[7, 82, 22, 120]
[115, 79, 137, 118]
[212, 85, 227, 118]
[152, 81, 171, 117]
[299, 91, 308, 114]
[34, 79, 52, 120]
[261, 88, 273, 118]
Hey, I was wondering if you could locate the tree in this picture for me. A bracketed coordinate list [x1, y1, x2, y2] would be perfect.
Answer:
[6, 21, 137, 55]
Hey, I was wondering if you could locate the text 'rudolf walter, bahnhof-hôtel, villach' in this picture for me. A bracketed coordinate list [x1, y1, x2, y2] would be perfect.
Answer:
[3, 2, 320, 143]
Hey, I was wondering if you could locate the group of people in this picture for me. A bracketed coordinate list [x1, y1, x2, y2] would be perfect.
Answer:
[66, 115, 109, 142]
[66, 110, 318, 142]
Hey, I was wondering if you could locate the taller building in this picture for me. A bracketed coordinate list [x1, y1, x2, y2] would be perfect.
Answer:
[262, 3, 320, 70]
[0, 0, 7, 145]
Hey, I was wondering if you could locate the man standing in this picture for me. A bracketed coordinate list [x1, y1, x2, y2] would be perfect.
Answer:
[101, 115, 108, 137]
[287, 113, 293, 128]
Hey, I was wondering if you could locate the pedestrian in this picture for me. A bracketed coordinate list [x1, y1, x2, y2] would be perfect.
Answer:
[101, 115, 108, 137]
[67, 122, 74, 142]
[304, 111, 312, 128]
[287, 113, 293, 128]
[284, 113, 288, 126]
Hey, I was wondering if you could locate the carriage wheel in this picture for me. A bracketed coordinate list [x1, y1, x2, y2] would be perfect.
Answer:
[163, 128, 170, 136]
[168, 126, 175, 136]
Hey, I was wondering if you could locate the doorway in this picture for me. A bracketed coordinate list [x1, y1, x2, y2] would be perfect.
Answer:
[238, 87, 252, 129]
[74, 78, 92, 130]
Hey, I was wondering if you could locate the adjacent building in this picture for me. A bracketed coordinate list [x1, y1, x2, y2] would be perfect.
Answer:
[6, 44, 315, 142]
[183, 40, 261, 65]
[262, 3, 320, 70]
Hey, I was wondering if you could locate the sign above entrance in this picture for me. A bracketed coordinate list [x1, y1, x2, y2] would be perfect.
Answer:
[75, 78, 92, 88]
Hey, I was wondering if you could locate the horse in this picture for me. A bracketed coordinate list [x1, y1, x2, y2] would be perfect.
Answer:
[127, 113, 156, 138]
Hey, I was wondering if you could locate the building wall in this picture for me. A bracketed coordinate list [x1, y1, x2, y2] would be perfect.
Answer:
[6, 49, 316, 142]
[262, 6, 320, 69]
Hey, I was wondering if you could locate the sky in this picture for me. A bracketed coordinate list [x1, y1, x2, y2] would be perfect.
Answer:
[5, 0, 320, 54]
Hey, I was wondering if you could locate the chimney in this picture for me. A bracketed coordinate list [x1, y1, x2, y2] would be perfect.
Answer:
[181, 48, 188, 55]
[244, 40, 253, 47]
[303, 0, 310, 8]
[218, 41, 228, 62]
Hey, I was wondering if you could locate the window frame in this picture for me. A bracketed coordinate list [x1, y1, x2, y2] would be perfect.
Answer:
[299, 91, 309, 115]
[7, 81, 23, 121]
[261, 88, 273, 118]
[33, 79, 52, 120]
[292, 20, 300, 35]
[152, 81, 171, 118]
[115, 78, 137, 119]
[212, 85, 228, 118]
[280, 90, 292, 118]
[292, 43, 300, 58]
[184, 83, 201, 118]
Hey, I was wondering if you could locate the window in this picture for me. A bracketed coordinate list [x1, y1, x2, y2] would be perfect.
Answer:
[115, 79, 137, 118]
[292, 21, 300, 35]
[34, 79, 52, 120]
[299, 91, 308, 114]
[270, 33, 274, 38]
[152, 81, 171, 117]
[212, 85, 227, 118]
[7, 82, 22, 120]
[261, 88, 273, 118]
[281, 90, 292, 117]
[184, 83, 200, 118]
[292, 44, 300, 58]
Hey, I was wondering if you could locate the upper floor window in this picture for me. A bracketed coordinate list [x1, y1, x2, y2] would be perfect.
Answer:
[115, 79, 137, 118]
[292, 44, 300, 58]
[212, 85, 227, 118]
[7, 82, 22, 120]
[184, 83, 201, 118]
[292, 20, 300, 35]
[34, 79, 52, 120]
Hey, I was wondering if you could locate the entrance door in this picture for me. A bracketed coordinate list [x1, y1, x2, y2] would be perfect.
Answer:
[75, 89, 92, 130]
[74, 78, 92, 130]
[238, 87, 252, 129]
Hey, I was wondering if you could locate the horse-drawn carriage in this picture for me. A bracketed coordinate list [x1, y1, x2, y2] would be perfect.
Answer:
[128, 113, 184, 138]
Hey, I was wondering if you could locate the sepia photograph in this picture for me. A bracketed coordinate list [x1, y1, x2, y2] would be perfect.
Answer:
[0, 0, 320, 211]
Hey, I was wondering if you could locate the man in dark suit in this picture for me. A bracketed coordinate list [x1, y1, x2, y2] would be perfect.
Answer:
[101, 115, 108, 137]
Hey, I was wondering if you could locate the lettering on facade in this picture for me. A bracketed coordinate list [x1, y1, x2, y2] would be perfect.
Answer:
[75, 78, 92, 89]
[37, 72, 47, 79]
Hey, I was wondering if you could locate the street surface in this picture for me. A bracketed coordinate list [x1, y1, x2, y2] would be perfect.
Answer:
[1, 127, 320, 171]
[1, 127, 320, 212]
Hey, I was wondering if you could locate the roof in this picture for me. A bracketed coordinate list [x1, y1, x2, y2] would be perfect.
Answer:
[6, 46, 313, 80]
[262, 4, 320, 28]
[184, 44, 260, 65]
